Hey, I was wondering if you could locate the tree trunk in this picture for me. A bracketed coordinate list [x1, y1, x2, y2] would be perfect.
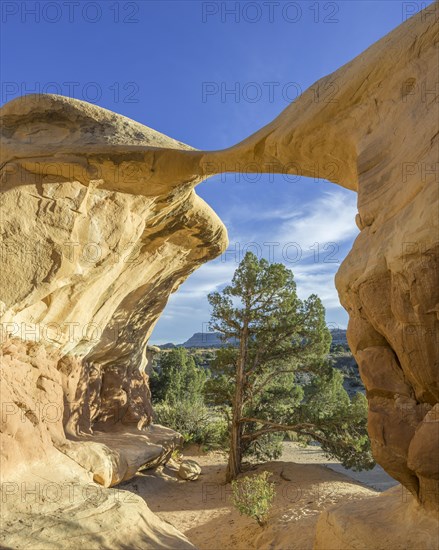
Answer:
[226, 414, 242, 482]
[226, 321, 248, 483]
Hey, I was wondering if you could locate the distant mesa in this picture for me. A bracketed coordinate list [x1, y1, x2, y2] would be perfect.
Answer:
[158, 328, 347, 350]
[159, 332, 237, 349]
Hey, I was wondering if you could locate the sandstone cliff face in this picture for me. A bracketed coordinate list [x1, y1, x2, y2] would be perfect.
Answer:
[0, 95, 226, 547]
[0, 3, 437, 547]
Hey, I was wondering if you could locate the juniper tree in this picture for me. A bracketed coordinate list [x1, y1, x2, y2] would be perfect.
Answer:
[207, 252, 373, 482]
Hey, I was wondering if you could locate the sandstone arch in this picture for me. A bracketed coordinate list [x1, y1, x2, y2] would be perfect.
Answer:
[0, 3, 437, 547]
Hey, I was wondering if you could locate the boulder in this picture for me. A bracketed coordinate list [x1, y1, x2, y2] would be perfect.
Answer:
[178, 459, 202, 481]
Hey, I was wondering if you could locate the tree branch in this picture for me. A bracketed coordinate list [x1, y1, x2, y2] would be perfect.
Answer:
[241, 423, 337, 447]
[240, 417, 317, 441]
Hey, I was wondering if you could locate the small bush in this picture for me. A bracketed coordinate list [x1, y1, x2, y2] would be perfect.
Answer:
[199, 415, 229, 451]
[154, 399, 228, 450]
[231, 471, 276, 526]
[171, 449, 183, 462]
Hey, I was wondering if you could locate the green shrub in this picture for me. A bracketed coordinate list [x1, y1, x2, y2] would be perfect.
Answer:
[199, 414, 229, 451]
[154, 399, 228, 450]
[231, 471, 276, 526]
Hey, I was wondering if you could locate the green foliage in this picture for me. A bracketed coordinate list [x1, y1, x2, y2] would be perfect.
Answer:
[154, 398, 227, 448]
[204, 347, 237, 406]
[171, 448, 183, 461]
[151, 349, 227, 449]
[244, 433, 284, 462]
[299, 373, 374, 470]
[207, 252, 373, 478]
[332, 344, 348, 353]
[231, 471, 276, 526]
[150, 348, 207, 404]
[154, 398, 207, 443]
[208, 253, 331, 363]
[240, 368, 303, 462]
[201, 413, 229, 450]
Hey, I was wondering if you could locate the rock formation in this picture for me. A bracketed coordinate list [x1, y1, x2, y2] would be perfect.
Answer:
[314, 485, 439, 550]
[1, 2, 437, 548]
[0, 94, 226, 548]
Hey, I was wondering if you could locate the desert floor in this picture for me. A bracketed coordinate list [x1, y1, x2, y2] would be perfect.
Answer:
[121, 443, 397, 549]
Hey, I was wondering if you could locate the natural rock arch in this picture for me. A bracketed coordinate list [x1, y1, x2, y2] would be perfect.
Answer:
[0, 4, 437, 548]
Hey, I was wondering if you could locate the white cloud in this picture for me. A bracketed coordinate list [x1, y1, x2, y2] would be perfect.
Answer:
[273, 189, 359, 252]
[168, 261, 236, 301]
[151, 189, 357, 344]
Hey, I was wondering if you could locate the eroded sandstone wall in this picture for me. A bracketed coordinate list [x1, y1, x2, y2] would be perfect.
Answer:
[0, 94, 227, 472]
[0, 95, 226, 546]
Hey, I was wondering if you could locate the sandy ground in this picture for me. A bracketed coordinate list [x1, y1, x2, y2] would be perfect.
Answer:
[280, 442, 397, 492]
[121, 443, 397, 549]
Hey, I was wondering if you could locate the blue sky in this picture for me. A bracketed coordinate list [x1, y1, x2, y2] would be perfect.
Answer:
[1, 0, 433, 344]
